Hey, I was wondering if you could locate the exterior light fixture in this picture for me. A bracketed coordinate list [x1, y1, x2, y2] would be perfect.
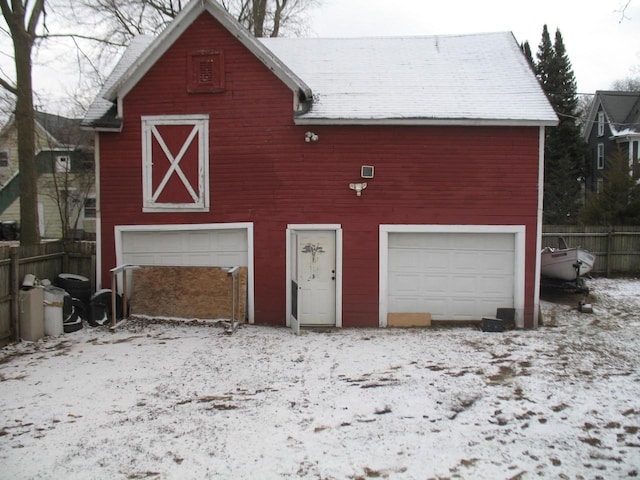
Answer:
[305, 131, 319, 143]
[349, 182, 367, 196]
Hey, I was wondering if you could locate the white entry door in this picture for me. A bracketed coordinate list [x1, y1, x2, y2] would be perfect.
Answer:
[296, 230, 336, 326]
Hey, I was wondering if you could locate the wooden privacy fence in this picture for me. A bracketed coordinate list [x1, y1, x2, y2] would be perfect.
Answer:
[0, 241, 95, 344]
[542, 226, 640, 276]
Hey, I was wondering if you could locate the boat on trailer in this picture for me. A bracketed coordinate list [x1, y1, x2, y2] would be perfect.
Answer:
[541, 237, 596, 283]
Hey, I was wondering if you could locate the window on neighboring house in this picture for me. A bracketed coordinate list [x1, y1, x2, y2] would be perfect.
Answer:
[84, 197, 96, 218]
[187, 50, 224, 93]
[55, 155, 71, 173]
[597, 143, 605, 170]
[597, 111, 605, 137]
[0, 151, 8, 168]
[141, 114, 210, 212]
[596, 178, 604, 194]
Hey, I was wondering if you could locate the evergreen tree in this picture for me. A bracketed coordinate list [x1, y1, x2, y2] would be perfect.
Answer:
[520, 41, 534, 69]
[533, 25, 588, 224]
[535, 25, 553, 91]
[580, 149, 640, 225]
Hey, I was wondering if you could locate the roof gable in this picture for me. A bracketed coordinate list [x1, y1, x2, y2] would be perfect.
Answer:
[585, 91, 640, 139]
[83, 0, 310, 130]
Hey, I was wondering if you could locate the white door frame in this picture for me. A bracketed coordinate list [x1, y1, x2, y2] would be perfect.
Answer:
[286, 224, 342, 329]
[379, 224, 526, 328]
[114, 222, 254, 323]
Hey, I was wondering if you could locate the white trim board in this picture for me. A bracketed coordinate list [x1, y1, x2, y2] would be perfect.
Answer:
[379, 224, 527, 328]
[114, 222, 254, 323]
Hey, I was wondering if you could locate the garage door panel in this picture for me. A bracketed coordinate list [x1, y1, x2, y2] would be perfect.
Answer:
[126, 253, 155, 265]
[425, 252, 450, 271]
[390, 297, 420, 312]
[214, 231, 248, 250]
[388, 232, 515, 321]
[187, 232, 211, 250]
[452, 252, 479, 272]
[158, 255, 183, 265]
[475, 233, 514, 251]
[122, 229, 248, 267]
[480, 275, 514, 296]
[184, 253, 214, 265]
[420, 298, 447, 317]
[389, 249, 421, 271]
[216, 252, 246, 266]
[480, 252, 514, 273]
[452, 276, 477, 294]
[422, 275, 449, 294]
[389, 273, 420, 295]
[450, 298, 478, 320]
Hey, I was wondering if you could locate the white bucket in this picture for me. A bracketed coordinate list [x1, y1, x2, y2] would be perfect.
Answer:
[44, 286, 65, 336]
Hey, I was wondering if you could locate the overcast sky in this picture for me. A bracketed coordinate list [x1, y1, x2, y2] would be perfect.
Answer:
[309, 0, 640, 94]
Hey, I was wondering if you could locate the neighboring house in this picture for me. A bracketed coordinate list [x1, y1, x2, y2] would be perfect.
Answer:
[82, 0, 557, 329]
[0, 111, 95, 239]
[584, 91, 640, 194]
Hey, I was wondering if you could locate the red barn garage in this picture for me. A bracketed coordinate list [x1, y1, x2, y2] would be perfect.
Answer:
[82, 0, 557, 329]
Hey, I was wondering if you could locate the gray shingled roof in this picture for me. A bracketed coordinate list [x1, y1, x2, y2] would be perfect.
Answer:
[35, 111, 92, 148]
[597, 91, 640, 137]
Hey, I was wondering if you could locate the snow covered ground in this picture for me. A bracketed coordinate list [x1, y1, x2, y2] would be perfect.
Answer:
[1, 277, 640, 479]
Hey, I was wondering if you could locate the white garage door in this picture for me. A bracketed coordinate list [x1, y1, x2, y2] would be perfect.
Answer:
[120, 228, 248, 267]
[388, 232, 515, 321]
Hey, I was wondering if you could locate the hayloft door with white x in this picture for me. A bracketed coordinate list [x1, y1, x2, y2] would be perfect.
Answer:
[141, 114, 210, 212]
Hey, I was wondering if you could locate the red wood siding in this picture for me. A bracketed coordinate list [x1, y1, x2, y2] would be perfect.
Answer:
[99, 12, 543, 328]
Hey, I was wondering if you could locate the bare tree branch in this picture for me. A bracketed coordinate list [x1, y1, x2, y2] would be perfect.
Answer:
[617, 0, 633, 22]
[0, 75, 17, 94]
[37, 32, 127, 47]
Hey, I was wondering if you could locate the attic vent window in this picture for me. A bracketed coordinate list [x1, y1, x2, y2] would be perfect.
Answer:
[188, 50, 224, 93]
[199, 61, 213, 83]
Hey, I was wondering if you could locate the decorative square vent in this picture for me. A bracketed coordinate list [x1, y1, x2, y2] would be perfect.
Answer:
[187, 50, 224, 93]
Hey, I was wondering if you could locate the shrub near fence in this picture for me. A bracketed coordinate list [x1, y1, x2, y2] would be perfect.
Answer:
[0, 241, 95, 344]
[542, 226, 640, 276]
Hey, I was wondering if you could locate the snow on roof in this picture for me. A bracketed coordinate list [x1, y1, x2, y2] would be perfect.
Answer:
[261, 32, 557, 125]
[81, 35, 155, 130]
[83, 30, 557, 128]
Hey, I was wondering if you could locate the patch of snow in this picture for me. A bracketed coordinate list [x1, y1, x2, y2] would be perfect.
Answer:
[1, 278, 640, 479]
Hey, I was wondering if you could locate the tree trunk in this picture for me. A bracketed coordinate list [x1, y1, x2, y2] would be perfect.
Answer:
[271, 0, 288, 37]
[1, 0, 44, 245]
[251, 0, 267, 37]
[13, 26, 40, 245]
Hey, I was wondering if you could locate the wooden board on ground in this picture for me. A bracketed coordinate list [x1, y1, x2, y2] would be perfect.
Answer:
[130, 266, 246, 321]
[388, 312, 432, 327]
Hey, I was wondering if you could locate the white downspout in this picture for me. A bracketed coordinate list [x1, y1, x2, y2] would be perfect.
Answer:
[94, 132, 102, 290]
[533, 126, 546, 328]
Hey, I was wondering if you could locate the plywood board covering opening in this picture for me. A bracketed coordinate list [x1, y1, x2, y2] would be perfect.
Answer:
[387, 313, 432, 328]
[130, 266, 246, 320]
